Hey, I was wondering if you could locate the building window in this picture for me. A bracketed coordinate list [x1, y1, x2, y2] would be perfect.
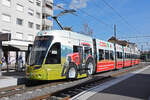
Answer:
[28, 22, 34, 28]
[28, 9, 34, 16]
[28, 35, 34, 41]
[36, 0, 41, 6]
[16, 18, 23, 25]
[2, 0, 11, 7]
[46, 25, 50, 30]
[16, 32, 23, 39]
[2, 14, 11, 22]
[36, 12, 41, 18]
[16, 4, 24, 12]
[2, 29, 11, 33]
[28, 0, 34, 3]
[36, 24, 40, 30]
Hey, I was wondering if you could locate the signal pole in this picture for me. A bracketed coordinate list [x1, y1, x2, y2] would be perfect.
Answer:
[114, 24, 117, 69]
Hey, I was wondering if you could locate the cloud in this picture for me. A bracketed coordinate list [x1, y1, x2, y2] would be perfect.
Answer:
[54, 3, 66, 10]
[69, 0, 89, 9]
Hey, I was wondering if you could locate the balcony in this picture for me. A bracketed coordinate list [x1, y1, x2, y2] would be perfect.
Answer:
[42, 19, 53, 26]
[42, 7, 53, 16]
[45, 0, 53, 7]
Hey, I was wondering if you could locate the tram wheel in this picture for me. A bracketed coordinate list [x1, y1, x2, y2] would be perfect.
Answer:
[86, 59, 95, 75]
[67, 63, 77, 79]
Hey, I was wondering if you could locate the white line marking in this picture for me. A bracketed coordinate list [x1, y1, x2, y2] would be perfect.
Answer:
[70, 65, 150, 100]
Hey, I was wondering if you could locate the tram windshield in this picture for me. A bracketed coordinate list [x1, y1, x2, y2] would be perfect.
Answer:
[28, 36, 53, 65]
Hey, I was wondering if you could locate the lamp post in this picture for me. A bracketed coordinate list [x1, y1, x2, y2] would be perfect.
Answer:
[114, 24, 117, 69]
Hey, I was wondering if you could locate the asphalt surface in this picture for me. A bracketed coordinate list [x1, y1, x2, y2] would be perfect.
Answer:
[87, 65, 150, 100]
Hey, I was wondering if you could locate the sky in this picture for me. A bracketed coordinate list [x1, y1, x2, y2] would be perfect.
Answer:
[53, 0, 150, 50]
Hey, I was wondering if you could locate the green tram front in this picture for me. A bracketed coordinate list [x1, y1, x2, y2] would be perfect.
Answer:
[26, 34, 67, 80]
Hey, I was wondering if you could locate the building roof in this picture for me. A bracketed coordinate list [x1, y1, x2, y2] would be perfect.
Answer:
[108, 36, 128, 46]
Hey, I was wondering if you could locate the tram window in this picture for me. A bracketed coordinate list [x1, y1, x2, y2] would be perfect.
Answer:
[129, 54, 131, 58]
[84, 47, 92, 59]
[117, 52, 123, 59]
[138, 55, 140, 59]
[135, 55, 137, 59]
[45, 43, 61, 64]
[127, 53, 129, 58]
[125, 53, 127, 58]
[105, 50, 109, 60]
[136, 55, 137, 59]
[110, 51, 114, 60]
[73, 45, 83, 53]
[84, 47, 92, 54]
[127, 53, 130, 59]
[120, 52, 123, 59]
[148, 54, 150, 59]
[117, 52, 119, 58]
[99, 49, 104, 61]
[126, 53, 128, 58]
[132, 54, 134, 59]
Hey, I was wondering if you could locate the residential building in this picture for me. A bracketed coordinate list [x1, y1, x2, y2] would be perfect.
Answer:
[0, 0, 53, 70]
[42, 0, 53, 30]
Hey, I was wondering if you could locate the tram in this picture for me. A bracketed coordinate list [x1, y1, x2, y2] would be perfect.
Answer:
[26, 30, 140, 80]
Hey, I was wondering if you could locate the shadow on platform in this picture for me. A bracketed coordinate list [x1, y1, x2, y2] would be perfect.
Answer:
[88, 73, 150, 100]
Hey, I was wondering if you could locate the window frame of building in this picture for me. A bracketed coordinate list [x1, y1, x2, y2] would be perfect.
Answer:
[45, 3, 53, 9]
[2, 0, 11, 7]
[36, 0, 41, 6]
[16, 32, 23, 40]
[28, 22, 34, 28]
[2, 29, 11, 33]
[46, 25, 50, 30]
[28, 8, 34, 16]
[2, 14, 11, 22]
[36, 24, 40, 30]
[16, 4, 24, 12]
[16, 18, 23, 26]
[36, 12, 41, 18]
[28, 0, 34, 3]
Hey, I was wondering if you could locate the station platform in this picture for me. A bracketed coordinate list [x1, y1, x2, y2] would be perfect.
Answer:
[71, 65, 150, 100]
[0, 71, 25, 89]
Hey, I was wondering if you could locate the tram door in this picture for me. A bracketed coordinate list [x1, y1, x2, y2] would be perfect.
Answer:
[83, 47, 92, 62]
[78, 46, 83, 64]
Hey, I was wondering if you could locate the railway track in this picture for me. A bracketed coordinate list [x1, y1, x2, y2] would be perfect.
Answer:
[0, 62, 149, 100]
[0, 80, 68, 99]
